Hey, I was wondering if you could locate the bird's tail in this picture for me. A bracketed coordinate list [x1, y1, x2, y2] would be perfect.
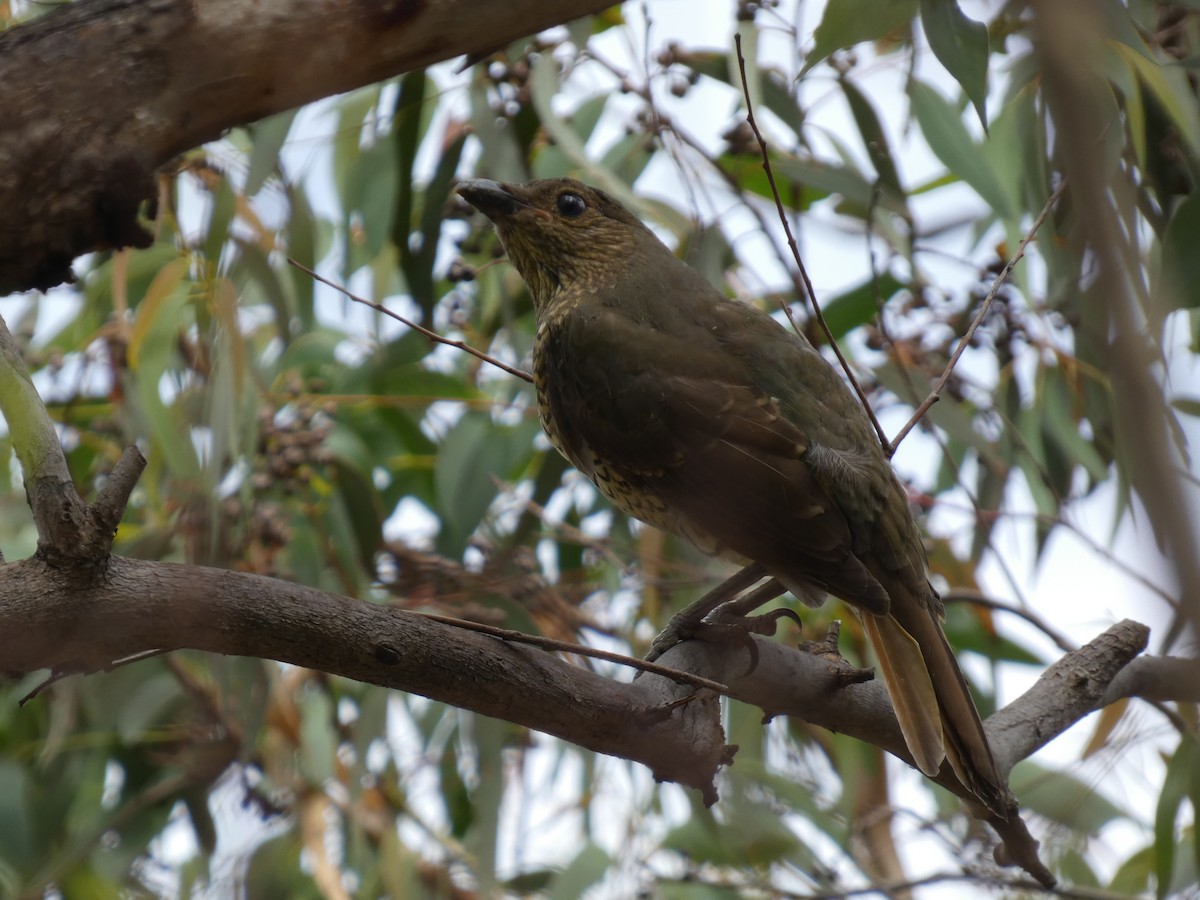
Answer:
[860, 614, 944, 776]
[863, 580, 1009, 818]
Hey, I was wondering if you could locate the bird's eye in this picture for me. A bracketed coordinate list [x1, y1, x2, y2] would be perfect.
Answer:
[556, 192, 587, 218]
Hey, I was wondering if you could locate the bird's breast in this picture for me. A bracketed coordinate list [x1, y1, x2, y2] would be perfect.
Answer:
[532, 311, 702, 540]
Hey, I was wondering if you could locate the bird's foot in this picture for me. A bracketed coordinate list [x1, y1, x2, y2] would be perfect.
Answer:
[708, 605, 803, 636]
[688, 606, 804, 676]
[643, 565, 769, 665]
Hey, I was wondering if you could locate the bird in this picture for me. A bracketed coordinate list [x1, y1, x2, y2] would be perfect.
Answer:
[456, 176, 1008, 817]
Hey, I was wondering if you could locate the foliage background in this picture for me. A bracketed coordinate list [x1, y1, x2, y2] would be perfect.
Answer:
[0, 0, 1198, 897]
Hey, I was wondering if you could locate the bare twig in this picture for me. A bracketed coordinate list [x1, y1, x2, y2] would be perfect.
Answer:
[286, 257, 533, 384]
[937, 499, 1182, 610]
[766, 869, 1147, 900]
[732, 33, 889, 449]
[941, 590, 1075, 655]
[887, 179, 1068, 454]
[585, 47, 811, 306]
[413, 610, 729, 694]
[488, 474, 630, 572]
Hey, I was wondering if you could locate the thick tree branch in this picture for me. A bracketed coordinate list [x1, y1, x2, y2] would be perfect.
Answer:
[0, 0, 613, 294]
[0, 555, 734, 799]
[2, 555, 1182, 884]
[981, 619, 1152, 777]
[0, 555, 1182, 791]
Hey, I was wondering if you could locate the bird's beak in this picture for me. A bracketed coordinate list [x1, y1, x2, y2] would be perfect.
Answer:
[456, 178, 528, 221]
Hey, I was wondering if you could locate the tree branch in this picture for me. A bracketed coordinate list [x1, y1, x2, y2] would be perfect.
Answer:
[0, 311, 1170, 885]
[0, 555, 734, 801]
[731, 33, 888, 449]
[975, 619, 1151, 777]
[0, 0, 614, 294]
[1, 554, 1180, 884]
[0, 296, 1187, 891]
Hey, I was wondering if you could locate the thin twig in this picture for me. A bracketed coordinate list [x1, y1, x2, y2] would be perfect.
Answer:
[931, 497, 1181, 611]
[585, 47, 811, 306]
[286, 257, 533, 384]
[770, 869, 1139, 900]
[413, 611, 730, 694]
[941, 590, 1075, 654]
[887, 179, 1069, 454]
[732, 33, 889, 449]
[20, 648, 171, 706]
[488, 473, 631, 573]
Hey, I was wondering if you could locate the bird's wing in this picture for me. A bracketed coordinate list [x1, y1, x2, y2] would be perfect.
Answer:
[541, 301, 890, 613]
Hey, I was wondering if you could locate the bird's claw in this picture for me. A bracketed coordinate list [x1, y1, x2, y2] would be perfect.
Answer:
[709, 605, 803, 636]
[642, 565, 770, 666]
[686, 607, 804, 676]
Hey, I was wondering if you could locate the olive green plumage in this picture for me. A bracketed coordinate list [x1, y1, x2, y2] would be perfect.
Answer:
[458, 176, 1006, 816]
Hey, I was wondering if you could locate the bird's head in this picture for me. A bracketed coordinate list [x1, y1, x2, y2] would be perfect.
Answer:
[456, 177, 662, 308]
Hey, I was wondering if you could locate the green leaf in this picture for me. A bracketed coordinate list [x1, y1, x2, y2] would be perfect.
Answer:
[410, 131, 467, 318]
[285, 184, 320, 333]
[1056, 846, 1102, 888]
[0, 762, 32, 866]
[245, 834, 322, 900]
[244, 110, 298, 197]
[1009, 761, 1126, 833]
[1173, 396, 1200, 418]
[128, 256, 188, 370]
[331, 458, 385, 572]
[840, 78, 905, 202]
[804, 0, 918, 74]
[908, 79, 1014, 218]
[232, 240, 290, 336]
[1154, 736, 1200, 898]
[660, 883, 744, 900]
[434, 413, 538, 554]
[1159, 191, 1200, 310]
[820, 275, 903, 339]
[346, 136, 398, 263]
[1110, 843, 1155, 896]
[601, 131, 655, 186]
[1040, 365, 1110, 487]
[1114, 41, 1200, 162]
[941, 602, 1044, 668]
[201, 176, 239, 268]
[546, 843, 611, 900]
[298, 687, 336, 786]
[438, 730, 474, 839]
[679, 224, 736, 290]
[393, 71, 427, 246]
[567, 94, 609, 146]
[116, 673, 182, 743]
[919, 0, 990, 129]
[464, 714, 509, 892]
[759, 153, 877, 211]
